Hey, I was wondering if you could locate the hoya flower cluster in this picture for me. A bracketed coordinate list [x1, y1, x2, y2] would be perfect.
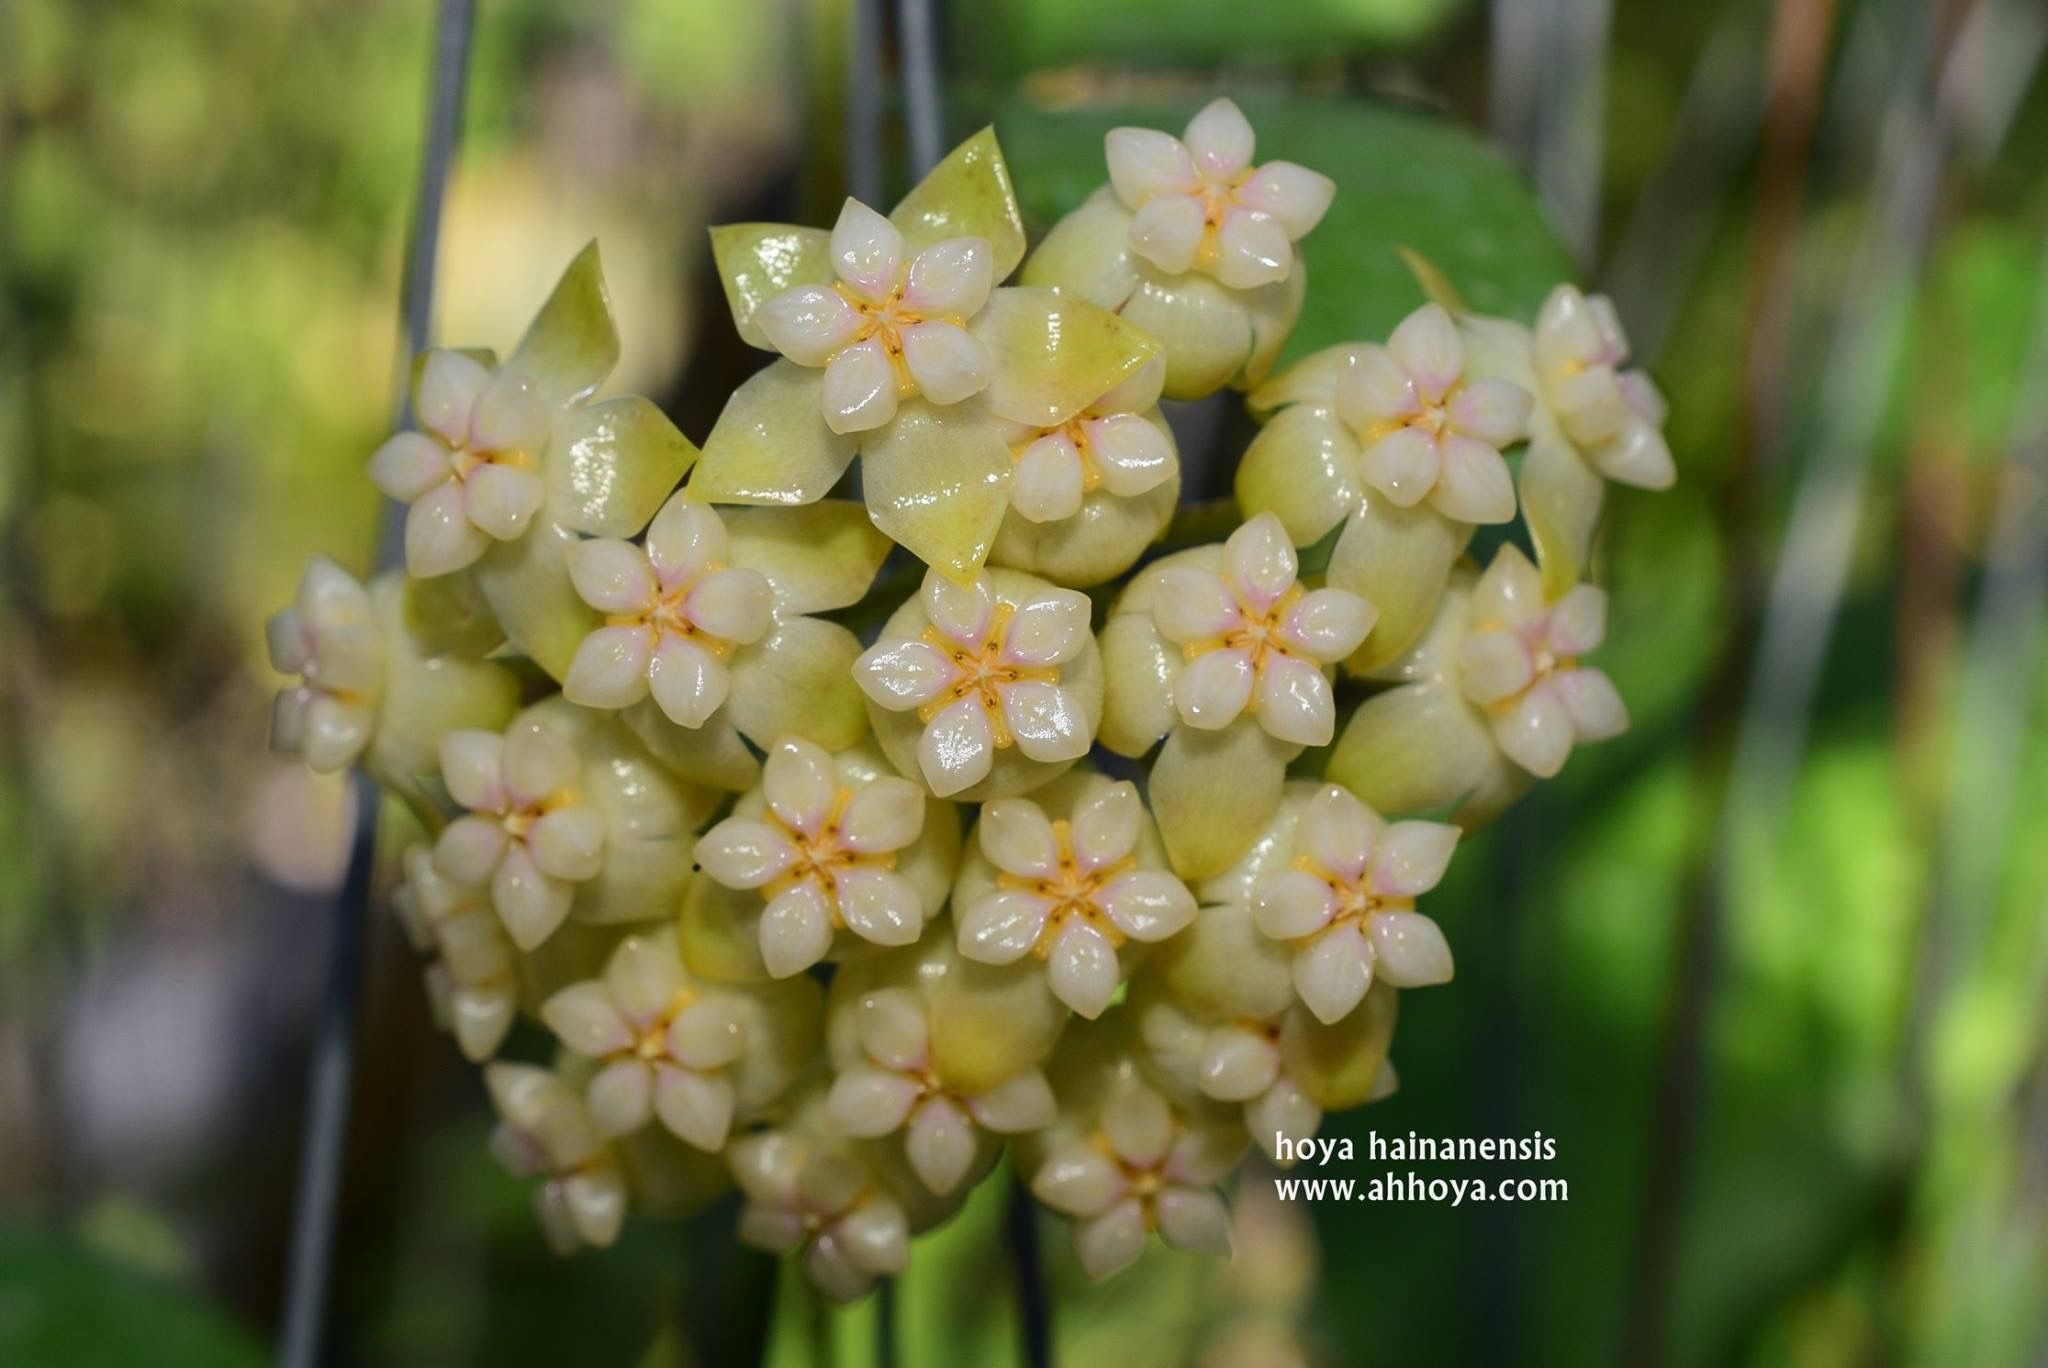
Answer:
[269, 99, 1670, 1295]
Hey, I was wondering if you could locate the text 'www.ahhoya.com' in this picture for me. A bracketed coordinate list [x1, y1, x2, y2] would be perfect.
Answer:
[1269, 1131, 1567, 1205]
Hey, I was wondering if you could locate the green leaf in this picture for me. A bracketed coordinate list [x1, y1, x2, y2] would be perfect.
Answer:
[709, 223, 834, 349]
[890, 126, 1027, 278]
[998, 97, 1574, 362]
[979, 0, 1460, 72]
[0, 1225, 265, 1368]
[548, 396, 697, 538]
[506, 240, 620, 407]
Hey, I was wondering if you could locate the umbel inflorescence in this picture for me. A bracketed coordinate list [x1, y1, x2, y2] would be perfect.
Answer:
[271, 100, 1671, 1291]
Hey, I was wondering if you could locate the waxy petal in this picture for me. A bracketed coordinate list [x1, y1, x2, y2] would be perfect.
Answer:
[1105, 126, 1197, 209]
[1185, 98, 1255, 178]
[918, 694, 996, 797]
[1234, 161, 1334, 239]
[956, 890, 1052, 965]
[492, 845, 575, 950]
[1075, 1201, 1149, 1281]
[758, 880, 834, 978]
[1294, 922, 1373, 1024]
[541, 982, 634, 1057]
[1369, 820, 1459, 897]
[1069, 781, 1142, 871]
[1493, 682, 1575, 778]
[966, 1070, 1057, 1133]
[1432, 436, 1517, 525]
[1127, 194, 1205, 276]
[1156, 1188, 1233, 1259]
[902, 237, 994, 316]
[905, 1097, 978, 1194]
[1368, 909, 1455, 987]
[435, 815, 509, 886]
[1547, 583, 1609, 656]
[644, 496, 727, 591]
[1085, 413, 1175, 497]
[1225, 512, 1299, 612]
[415, 349, 490, 446]
[977, 797, 1060, 877]
[694, 817, 798, 889]
[368, 431, 449, 502]
[607, 932, 689, 1025]
[1278, 587, 1376, 664]
[563, 625, 655, 710]
[856, 987, 929, 1069]
[1448, 376, 1534, 446]
[439, 730, 506, 813]
[1095, 869, 1197, 942]
[838, 776, 925, 854]
[821, 338, 898, 435]
[528, 806, 605, 883]
[502, 727, 578, 805]
[1002, 590, 1091, 666]
[757, 284, 865, 366]
[566, 538, 656, 615]
[1047, 919, 1120, 1018]
[854, 638, 957, 710]
[668, 997, 746, 1070]
[900, 321, 991, 406]
[1199, 1026, 1280, 1101]
[1101, 1085, 1174, 1166]
[921, 570, 995, 645]
[1032, 1139, 1124, 1217]
[1255, 652, 1335, 747]
[1459, 628, 1536, 705]
[649, 633, 727, 728]
[829, 198, 905, 304]
[654, 1065, 735, 1150]
[405, 481, 490, 578]
[1000, 680, 1091, 762]
[1298, 784, 1374, 881]
[1152, 567, 1242, 643]
[834, 867, 924, 946]
[1359, 427, 1441, 508]
[687, 567, 775, 645]
[1557, 667, 1629, 741]
[1252, 868, 1339, 940]
[1387, 303, 1463, 401]
[762, 736, 839, 835]
[1012, 432, 1085, 523]
[1174, 648, 1256, 730]
[463, 464, 545, 542]
[828, 1064, 922, 1137]
[1214, 207, 1290, 291]
[585, 1058, 653, 1137]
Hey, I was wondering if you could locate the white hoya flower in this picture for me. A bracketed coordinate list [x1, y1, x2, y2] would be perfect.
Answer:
[1458, 544, 1629, 778]
[432, 724, 606, 951]
[368, 349, 550, 577]
[854, 570, 1094, 797]
[391, 845, 518, 1063]
[1531, 284, 1675, 489]
[1152, 512, 1376, 747]
[1106, 97, 1334, 291]
[955, 783, 1196, 1018]
[1007, 357, 1176, 525]
[756, 198, 995, 435]
[1340, 303, 1532, 524]
[541, 927, 753, 1152]
[562, 495, 775, 727]
[485, 1062, 627, 1255]
[1185, 1018, 1324, 1164]
[731, 1129, 908, 1302]
[1251, 783, 1458, 1025]
[826, 986, 1057, 1195]
[693, 737, 928, 978]
[1030, 1082, 1236, 1281]
[266, 555, 384, 773]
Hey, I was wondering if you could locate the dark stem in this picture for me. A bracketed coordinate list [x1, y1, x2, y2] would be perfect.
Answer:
[875, 1274, 900, 1368]
[275, 3, 475, 1365]
[1007, 1173, 1053, 1368]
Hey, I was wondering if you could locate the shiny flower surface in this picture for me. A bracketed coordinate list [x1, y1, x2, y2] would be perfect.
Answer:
[1531, 284, 1674, 489]
[485, 1063, 627, 1254]
[266, 556, 383, 773]
[731, 1128, 909, 1302]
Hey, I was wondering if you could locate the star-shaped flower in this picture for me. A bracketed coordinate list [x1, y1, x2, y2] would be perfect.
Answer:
[542, 927, 762, 1151]
[1106, 98, 1334, 291]
[826, 986, 1057, 1195]
[1456, 544, 1627, 778]
[369, 349, 550, 578]
[1250, 783, 1458, 1024]
[1152, 512, 1376, 747]
[266, 556, 383, 773]
[1005, 356, 1176, 525]
[953, 780, 1196, 1018]
[391, 844, 518, 1063]
[757, 199, 994, 435]
[855, 569, 1097, 798]
[1030, 1080, 1239, 1281]
[432, 722, 606, 951]
[731, 1125, 909, 1302]
[1336, 303, 1531, 524]
[562, 494, 775, 727]
[485, 1062, 627, 1254]
[1531, 284, 1674, 490]
[693, 737, 930, 978]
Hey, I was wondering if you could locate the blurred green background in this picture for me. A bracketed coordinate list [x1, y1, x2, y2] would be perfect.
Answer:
[5, 0, 2048, 1363]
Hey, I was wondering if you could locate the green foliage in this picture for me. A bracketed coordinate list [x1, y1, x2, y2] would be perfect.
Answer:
[0, 1225, 265, 1368]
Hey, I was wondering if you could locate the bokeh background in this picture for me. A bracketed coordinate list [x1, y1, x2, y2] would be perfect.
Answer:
[5, 0, 2048, 1363]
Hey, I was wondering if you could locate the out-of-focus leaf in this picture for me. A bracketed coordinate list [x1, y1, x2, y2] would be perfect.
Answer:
[972, 0, 1462, 72]
[0, 1225, 265, 1367]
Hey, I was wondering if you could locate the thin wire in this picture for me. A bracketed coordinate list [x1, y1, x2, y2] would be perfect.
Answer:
[848, 0, 887, 206]
[276, 3, 475, 1364]
[893, 0, 946, 178]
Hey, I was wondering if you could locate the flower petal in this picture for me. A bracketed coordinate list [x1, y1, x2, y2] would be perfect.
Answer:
[1105, 126, 1197, 209]
[1387, 302, 1463, 402]
[1174, 648, 1256, 730]
[1369, 819, 1459, 897]
[1234, 161, 1334, 239]
[502, 726, 579, 805]
[855, 987, 928, 1068]
[1032, 1138, 1123, 1217]
[404, 482, 490, 577]
[978, 798, 1060, 877]
[439, 730, 505, 812]
[435, 815, 509, 886]
[918, 694, 996, 797]
[955, 889, 1053, 964]
[566, 538, 656, 614]
[687, 567, 775, 645]
[644, 496, 727, 591]
[1547, 584, 1609, 656]
[1214, 207, 1290, 291]
[1127, 194, 1205, 276]
[1011, 432, 1085, 523]
[369, 431, 449, 502]
[758, 880, 834, 978]
[829, 198, 904, 303]
[1068, 781, 1141, 871]
[906, 1097, 978, 1194]
[1254, 652, 1335, 747]
[1085, 413, 1175, 498]
[1277, 587, 1376, 663]
[1156, 1188, 1232, 1258]
[902, 237, 994, 316]
[1000, 680, 1092, 762]
[757, 284, 865, 366]
[1075, 1201, 1149, 1281]
[922, 569, 995, 645]
[762, 736, 839, 835]
[1458, 628, 1536, 705]
[1198, 1026, 1280, 1101]
[541, 982, 633, 1057]
[821, 338, 899, 435]
[1431, 436, 1517, 525]
[492, 845, 574, 950]
[563, 625, 655, 710]
[833, 867, 924, 946]
[1359, 428, 1441, 508]
[1225, 512, 1299, 612]
[415, 349, 489, 446]
[1251, 868, 1338, 940]
[1297, 783, 1374, 881]
[667, 996, 745, 1070]
[1557, 667, 1629, 742]
[1101, 1084, 1173, 1166]
[1047, 920, 1120, 1018]
[1448, 376, 1534, 446]
[1368, 909, 1454, 987]
[607, 932, 688, 1025]
[828, 1063, 922, 1137]
[694, 817, 798, 889]
[1185, 98, 1254, 177]
[649, 633, 727, 728]
[839, 776, 925, 854]
[1002, 590, 1091, 667]
[854, 638, 957, 711]
[1152, 567, 1241, 643]
[900, 321, 991, 406]
[585, 1058, 653, 1137]
[528, 806, 606, 883]
[463, 464, 545, 542]
[653, 1065, 735, 1150]
[1492, 682, 1575, 778]
[1293, 923, 1373, 1024]
[1095, 869, 1196, 942]
[966, 1070, 1057, 1132]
